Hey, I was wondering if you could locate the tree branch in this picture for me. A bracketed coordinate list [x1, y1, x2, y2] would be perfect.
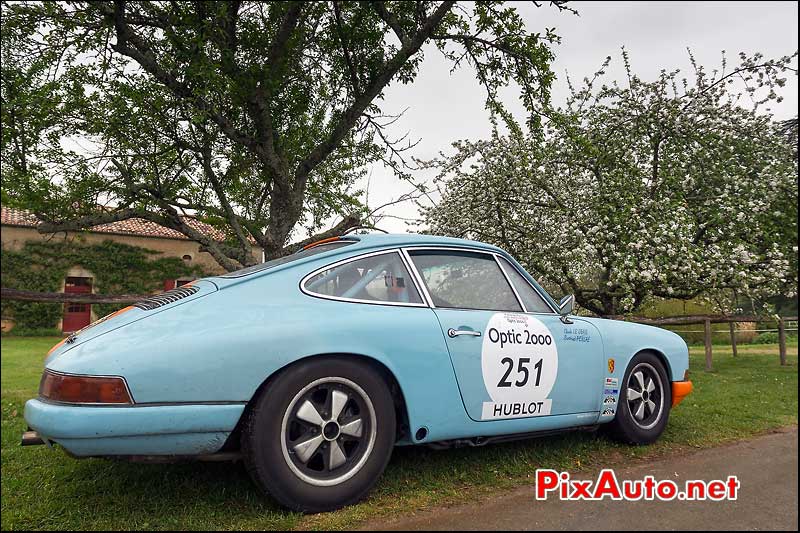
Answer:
[332, 1, 360, 94]
[292, 1, 456, 194]
[253, 1, 305, 179]
[35, 205, 244, 272]
[432, 33, 529, 62]
[198, 137, 254, 263]
[286, 214, 362, 254]
[102, 1, 258, 154]
[371, 1, 406, 45]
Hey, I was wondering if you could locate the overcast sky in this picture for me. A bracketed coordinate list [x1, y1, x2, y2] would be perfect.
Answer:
[358, 1, 799, 234]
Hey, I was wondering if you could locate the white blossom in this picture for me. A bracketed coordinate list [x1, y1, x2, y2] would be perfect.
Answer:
[421, 50, 798, 315]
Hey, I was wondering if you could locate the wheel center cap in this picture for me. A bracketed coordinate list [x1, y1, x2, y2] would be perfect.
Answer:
[643, 391, 649, 402]
[322, 421, 341, 441]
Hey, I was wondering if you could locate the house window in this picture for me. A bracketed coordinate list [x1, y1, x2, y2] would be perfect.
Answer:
[66, 303, 88, 313]
[65, 277, 93, 289]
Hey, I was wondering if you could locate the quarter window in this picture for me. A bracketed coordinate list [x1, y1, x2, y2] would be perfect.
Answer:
[497, 256, 553, 313]
[408, 250, 522, 312]
[304, 252, 422, 305]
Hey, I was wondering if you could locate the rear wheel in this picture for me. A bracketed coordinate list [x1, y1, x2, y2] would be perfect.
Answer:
[606, 352, 671, 445]
[242, 357, 396, 512]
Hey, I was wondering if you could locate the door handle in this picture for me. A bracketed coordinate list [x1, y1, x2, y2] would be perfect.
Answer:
[448, 328, 481, 338]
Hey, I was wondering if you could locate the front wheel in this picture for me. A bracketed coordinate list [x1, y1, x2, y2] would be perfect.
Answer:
[242, 357, 396, 512]
[606, 352, 671, 445]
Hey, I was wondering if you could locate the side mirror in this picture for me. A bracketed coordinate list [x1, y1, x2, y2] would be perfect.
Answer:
[558, 294, 575, 323]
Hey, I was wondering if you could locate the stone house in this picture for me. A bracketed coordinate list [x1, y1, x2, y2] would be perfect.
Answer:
[1, 206, 261, 332]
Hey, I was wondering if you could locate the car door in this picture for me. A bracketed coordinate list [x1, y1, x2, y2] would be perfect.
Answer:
[405, 248, 604, 424]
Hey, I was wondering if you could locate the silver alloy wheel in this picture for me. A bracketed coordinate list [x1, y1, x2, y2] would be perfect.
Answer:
[280, 377, 377, 487]
[625, 362, 664, 430]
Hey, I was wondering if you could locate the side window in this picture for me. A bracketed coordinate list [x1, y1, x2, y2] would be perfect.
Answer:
[408, 250, 522, 312]
[497, 256, 553, 313]
[303, 252, 422, 305]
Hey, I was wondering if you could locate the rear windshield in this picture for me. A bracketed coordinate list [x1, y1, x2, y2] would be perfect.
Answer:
[220, 241, 355, 278]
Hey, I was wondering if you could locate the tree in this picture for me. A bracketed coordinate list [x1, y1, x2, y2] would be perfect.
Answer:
[1, 1, 571, 270]
[423, 50, 798, 316]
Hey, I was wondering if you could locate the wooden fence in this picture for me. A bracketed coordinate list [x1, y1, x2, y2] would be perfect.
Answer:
[2, 288, 797, 371]
[1, 287, 144, 304]
[614, 314, 799, 371]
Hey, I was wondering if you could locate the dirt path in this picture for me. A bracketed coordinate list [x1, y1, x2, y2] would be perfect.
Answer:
[362, 427, 798, 531]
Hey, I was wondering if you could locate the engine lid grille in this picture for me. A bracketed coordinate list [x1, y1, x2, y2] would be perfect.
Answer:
[133, 286, 199, 311]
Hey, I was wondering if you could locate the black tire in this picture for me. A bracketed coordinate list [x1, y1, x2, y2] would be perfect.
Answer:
[606, 351, 671, 445]
[241, 356, 396, 513]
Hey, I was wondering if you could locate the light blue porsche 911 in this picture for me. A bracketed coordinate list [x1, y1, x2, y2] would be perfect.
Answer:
[24, 233, 693, 512]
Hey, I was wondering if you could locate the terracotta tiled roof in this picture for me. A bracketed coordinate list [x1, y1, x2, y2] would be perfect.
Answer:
[0, 206, 39, 227]
[1, 205, 233, 242]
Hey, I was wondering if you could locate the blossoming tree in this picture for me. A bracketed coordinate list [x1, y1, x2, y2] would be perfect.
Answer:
[423, 50, 798, 316]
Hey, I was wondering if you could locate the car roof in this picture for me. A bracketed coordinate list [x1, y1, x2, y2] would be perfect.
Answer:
[212, 232, 560, 311]
[213, 233, 510, 284]
[339, 233, 506, 254]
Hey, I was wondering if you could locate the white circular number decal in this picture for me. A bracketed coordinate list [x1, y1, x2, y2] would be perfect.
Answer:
[480, 313, 558, 420]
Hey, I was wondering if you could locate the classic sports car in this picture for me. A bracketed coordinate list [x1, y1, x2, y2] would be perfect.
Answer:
[24, 233, 693, 512]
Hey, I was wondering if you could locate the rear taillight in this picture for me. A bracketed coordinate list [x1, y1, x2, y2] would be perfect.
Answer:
[39, 370, 133, 405]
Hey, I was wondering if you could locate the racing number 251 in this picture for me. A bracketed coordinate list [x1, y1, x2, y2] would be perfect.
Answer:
[498, 357, 542, 387]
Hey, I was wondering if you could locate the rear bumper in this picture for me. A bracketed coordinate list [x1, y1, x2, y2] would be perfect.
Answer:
[671, 380, 693, 407]
[23, 399, 245, 457]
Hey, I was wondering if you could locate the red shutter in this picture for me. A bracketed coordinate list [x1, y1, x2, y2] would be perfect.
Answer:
[63, 277, 93, 333]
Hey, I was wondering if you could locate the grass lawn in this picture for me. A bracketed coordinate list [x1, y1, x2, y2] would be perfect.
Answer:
[2, 337, 797, 530]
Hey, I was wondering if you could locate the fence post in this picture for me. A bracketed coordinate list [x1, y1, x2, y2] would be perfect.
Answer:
[778, 318, 787, 366]
[729, 321, 737, 358]
[704, 319, 713, 371]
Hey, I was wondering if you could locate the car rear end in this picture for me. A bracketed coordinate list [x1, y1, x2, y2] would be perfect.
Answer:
[22, 279, 245, 458]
